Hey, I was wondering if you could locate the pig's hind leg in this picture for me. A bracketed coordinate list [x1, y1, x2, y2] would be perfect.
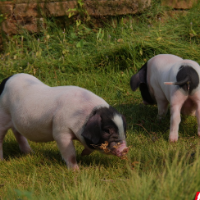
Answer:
[0, 128, 8, 160]
[0, 112, 12, 160]
[12, 128, 32, 154]
[152, 84, 169, 120]
[195, 101, 200, 137]
[169, 105, 182, 142]
[154, 90, 169, 120]
[157, 99, 169, 120]
[169, 94, 187, 142]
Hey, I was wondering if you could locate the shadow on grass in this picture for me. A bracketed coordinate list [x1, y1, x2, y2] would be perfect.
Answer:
[114, 102, 198, 140]
[3, 139, 116, 168]
[77, 153, 121, 168]
[3, 140, 24, 160]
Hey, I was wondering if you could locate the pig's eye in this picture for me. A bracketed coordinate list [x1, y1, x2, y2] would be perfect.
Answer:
[103, 128, 110, 134]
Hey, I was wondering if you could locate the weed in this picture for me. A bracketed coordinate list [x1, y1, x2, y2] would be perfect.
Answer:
[0, 1, 200, 199]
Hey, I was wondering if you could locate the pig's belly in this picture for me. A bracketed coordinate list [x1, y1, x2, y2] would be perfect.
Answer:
[12, 119, 54, 142]
[10, 106, 55, 142]
[181, 98, 197, 116]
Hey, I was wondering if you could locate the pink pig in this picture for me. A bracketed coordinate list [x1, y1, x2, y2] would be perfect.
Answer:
[0, 73, 128, 170]
[130, 54, 200, 142]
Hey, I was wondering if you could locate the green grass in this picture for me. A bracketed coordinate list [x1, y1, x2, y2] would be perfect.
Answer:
[1, 1, 200, 199]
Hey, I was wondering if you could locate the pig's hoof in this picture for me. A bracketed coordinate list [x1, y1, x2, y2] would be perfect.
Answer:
[169, 136, 178, 142]
[20, 146, 33, 154]
[72, 165, 80, 171]
[81, 148, 92, 156]
[67, 163, 80, 171]
[157, 115, 164, 121]
[143, 101, 149, 105]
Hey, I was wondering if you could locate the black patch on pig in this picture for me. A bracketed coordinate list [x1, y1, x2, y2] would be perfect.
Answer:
[130, 62, 155, 105]
[82, 106, 126, 150]
[130, 62, 147, 91]
[176, 65, 199, 94]
[0, 76, 13, 95]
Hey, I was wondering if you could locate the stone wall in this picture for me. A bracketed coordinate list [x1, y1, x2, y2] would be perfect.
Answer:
[0, 0, 197, 37]
[0, 0, 151, 35]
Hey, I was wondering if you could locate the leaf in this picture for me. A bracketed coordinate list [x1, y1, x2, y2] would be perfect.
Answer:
[76, 39, 84, 48]
[96, 28, 104, 40]
[62, 49, 69, 55]
[15, 189, 33, 198]
[117, 38, 123, 43]
[36, 50, 41, 57]
[191, 29, 197, 36]
[78, 0, 84, 7]
[156, 37, 162, 41]
[67, 8, 77, 18]
[70, 32, 77, 39]
[97, 28, 102, 40]
[76, 19, 81, 27]
[68, 12, 75, 18]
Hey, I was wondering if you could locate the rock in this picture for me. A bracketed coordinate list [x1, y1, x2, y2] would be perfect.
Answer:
[46, 2, 77, 17]
[1, 18, 18, 35]
[14, 3, 46, 19]
[0, 2, 13, 17]
[23, 18, 46, 33]
[1, 17, 46, 35]
[161, 0, 197, 9]
[85, 0, 151, 16]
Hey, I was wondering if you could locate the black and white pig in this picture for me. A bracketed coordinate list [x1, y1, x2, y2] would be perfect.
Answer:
[130, 54, 200, 142]
[0, 73, 128, 170]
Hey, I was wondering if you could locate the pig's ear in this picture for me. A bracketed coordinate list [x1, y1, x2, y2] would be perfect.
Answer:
[130, 62, 147, 91]
[81, 112, 101, 145]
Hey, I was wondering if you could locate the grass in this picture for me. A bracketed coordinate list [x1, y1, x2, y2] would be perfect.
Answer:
[1, 1, 200, 199]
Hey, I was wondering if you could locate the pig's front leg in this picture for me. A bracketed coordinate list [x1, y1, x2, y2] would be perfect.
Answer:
[81, 148, 93, 156]
[196, 104, 200, 137]
[169, 105, 181, 142]
[54, 133, 79, 170]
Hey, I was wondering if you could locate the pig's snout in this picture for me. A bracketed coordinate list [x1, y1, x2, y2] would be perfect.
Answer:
[111, 141, 129, 157]
[114, 147, 129, 157]
[114, 147, 128, 157]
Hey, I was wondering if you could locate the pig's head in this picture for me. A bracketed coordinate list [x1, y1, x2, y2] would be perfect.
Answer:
[81, 106, 128, 158]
